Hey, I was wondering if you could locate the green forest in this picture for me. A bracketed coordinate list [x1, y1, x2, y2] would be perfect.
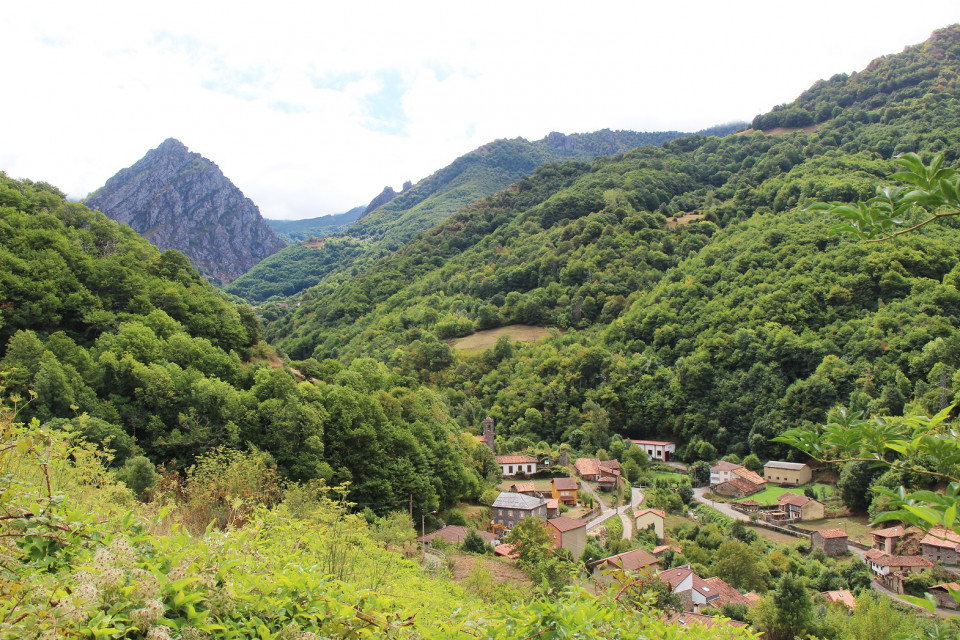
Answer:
[5, 23, 960, 640]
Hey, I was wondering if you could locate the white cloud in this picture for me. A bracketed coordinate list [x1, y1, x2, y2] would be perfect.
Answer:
[2, 1, 958, 218]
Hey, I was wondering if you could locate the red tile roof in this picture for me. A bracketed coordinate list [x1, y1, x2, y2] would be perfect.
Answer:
[589, 548, 659, 572]
[822, 589, 856, 609]
[725, 477, 762, 495]
[814, 529, 849, 539]
[552, 477, 579, 491]
[635, 508, 666, 520]
[658, 566, 693, 590]
[494, 543, 519, 559]
[630, 439, 675, 447]
[872, 525, 904, 538]
[871, 554, 934, 568]
[920, 527, 960, 550]
[511, 481, 536, 493]
[731, 466, 766, 486]
[546, 498, 559, 510]
[496, 455, 538, 465]
[547, 516, 586, 533]
[777, 493, 812, 506]
[575, 458, 600, 477]
[653, 545, 682, 555]
[739, 499, 762, 506]
[664, 611, 748, 629]
[931, 582, 960, 592]
[702, 576, 757, 608]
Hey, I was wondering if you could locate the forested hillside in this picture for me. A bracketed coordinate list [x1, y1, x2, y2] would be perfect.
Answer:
[226, 126, 743, 303]
[268, 24, 960, 460]
[0, 175, 478, 515]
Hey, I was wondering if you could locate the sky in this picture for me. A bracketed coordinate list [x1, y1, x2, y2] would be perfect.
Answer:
[3, 2, 958, 220]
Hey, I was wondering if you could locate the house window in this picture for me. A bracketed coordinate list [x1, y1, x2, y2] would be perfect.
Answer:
[497, 509, 502, 516]
[508, 466, 513, 474]
[527, 465, 532, 473]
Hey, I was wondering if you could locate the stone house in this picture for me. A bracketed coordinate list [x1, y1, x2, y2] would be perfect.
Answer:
[763, 461, 812, 485]
[872, 525, 904, 554]
[776, 493, 824, 521]
[713, 477, 763, 498]
[929, 583, 960, 610]
[634, 508, 666, 541]
[920, 527, 960, 565]
[811, 529, 849, 556]
[496, 454, 538, 477]
[491, 492, 547, 529]
[551, 477, 579, 506]
[545, 516, 586, 559]
[510, 481, 539, 496]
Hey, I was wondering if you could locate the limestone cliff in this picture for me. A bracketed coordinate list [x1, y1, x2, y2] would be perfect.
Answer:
[85, 139, 285, 284]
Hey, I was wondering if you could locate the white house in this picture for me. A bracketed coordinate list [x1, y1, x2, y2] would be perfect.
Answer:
[495, 455, 538, 477]
[709, 460, 743, 486]
[630, 439, 676, 461]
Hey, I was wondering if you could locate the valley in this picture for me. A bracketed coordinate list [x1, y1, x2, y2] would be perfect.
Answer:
[3, 23, 960, 639]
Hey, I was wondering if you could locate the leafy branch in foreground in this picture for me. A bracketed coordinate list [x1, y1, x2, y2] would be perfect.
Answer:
[807, 152, 960, 241]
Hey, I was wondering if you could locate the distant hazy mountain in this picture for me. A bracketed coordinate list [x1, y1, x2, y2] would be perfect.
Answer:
[266, 206, 365, 243]
[86, 138, 285, 285]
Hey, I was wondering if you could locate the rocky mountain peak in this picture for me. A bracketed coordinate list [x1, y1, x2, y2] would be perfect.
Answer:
[86, 140, 285, 285]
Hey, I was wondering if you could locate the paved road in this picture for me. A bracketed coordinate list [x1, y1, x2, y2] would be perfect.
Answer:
[582, 482, 644, 539]
[692, 486, 750, 521]
[581, 481, 619, 532]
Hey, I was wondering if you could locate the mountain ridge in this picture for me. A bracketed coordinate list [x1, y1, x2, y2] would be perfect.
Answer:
[85, 138, 285, 285]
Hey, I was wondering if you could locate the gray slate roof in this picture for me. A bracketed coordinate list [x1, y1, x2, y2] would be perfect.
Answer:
[492, 492, 546, 510]
[764, 461, 808, 470]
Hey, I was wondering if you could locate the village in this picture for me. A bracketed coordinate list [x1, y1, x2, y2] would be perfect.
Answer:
[413, 418, 960, 629]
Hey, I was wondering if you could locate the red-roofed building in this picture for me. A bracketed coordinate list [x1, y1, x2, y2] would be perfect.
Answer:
[545, 516, 587, 559]
[634, 508, 666, 541]
[731, 466, 766, 488]
[510, 481, 538, 496]
[545, 498, 559, 518]
[496, 455, 538, 477]
[776, 493, 824, 521]
[713, 476, 763, 498]
[872, 525, 904, 554]
[574, 458, 620, 483]
[920, 527, 960, 565]
[664, 611, 748, 630]
[702, 576, 759, 610]
[658, 566, 722, 612]
[929, 583, 960, 610]
[709, 461, 743, 486]
[551, 477, 579, 505]
[588, 548, 659, 583]
[822, 589, 856, 610]
[494, 543, 519, 559]
[811, 529, 849, 556]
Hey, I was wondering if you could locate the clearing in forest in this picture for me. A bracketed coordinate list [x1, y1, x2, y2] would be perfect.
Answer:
[666, 212, 706, 227]
[453, 325, 554, 351]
